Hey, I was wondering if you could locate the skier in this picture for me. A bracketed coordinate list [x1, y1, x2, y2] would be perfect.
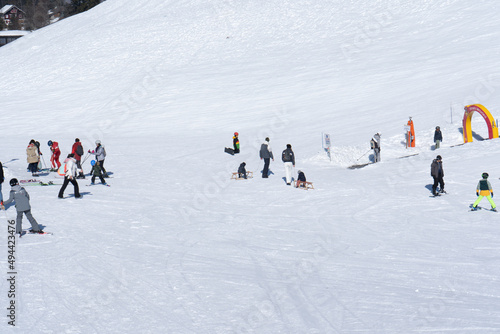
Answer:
[296, 170, 306, 188]
[259, 137, 274, 178]
[434, 126, 442, 149]
[281, 144, 295, 185]
[90, 160, 107, 185]
[430, 155, 445, 196]
[238, 162, 247, 179]
[26, 139, 40, 176]
[71, 138, 85, 179]
[233, 132, 240, 154]
[58, 154, 81, 199]
[1, 178, 43, 234]
[48, 140, 61, 170]
[370, 133, 381, 162]
[471, 173, 496, 211]
[88, 140, 107, 177]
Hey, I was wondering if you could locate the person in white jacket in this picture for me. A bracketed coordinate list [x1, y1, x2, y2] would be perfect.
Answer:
[58, 154, 81, 199]
[88, 140, 108, 177]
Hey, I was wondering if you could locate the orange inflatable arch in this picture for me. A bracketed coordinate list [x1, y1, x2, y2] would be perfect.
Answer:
[463, 104, 499, 143]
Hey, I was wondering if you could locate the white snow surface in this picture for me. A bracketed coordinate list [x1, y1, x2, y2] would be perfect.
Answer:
[1, 0, 500, 333]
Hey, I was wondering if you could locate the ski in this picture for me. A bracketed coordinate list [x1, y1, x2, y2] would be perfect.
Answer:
[86, 183, 110, 187]
[20, 230, 53, 237]
[21, 181, 61, 186]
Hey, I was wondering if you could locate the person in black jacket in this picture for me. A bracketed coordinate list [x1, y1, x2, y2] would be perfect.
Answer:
[238, 162, 247, 179]
[434, 126, 443, 149]
[296, 170, 306, 188]
[233, 132, 240, 154]
[281, 144, 295, 185]
[430, 155, 444, 196]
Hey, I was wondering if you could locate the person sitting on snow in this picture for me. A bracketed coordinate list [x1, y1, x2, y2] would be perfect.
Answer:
[238, 162, 247, 179]
[296, 170, 306, 188]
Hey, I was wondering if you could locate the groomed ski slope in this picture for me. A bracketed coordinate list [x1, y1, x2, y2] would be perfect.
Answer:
[1, 0, 500, 332]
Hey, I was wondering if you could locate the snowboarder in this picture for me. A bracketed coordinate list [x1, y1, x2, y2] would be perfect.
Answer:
[281, 144, 295, 185]
[238, 162, 247, 179]
[71, 138, 85, 179]
[26, 139, 40, 176]
[259, 137, 274, 178]
[370, 133, 381, 162]
[233, 132, 240, 154]
[434, 126, 442, 149]
[430, 155, 445, 196]
[471, 173, 496, 211]
[1, 178, 43, 234]
[90, 160, 107, 185]
[296, 170, 306, 188]
[88, 140, 108, 177]
[48, 140, 61, 170]
[58, 154, 81, 199]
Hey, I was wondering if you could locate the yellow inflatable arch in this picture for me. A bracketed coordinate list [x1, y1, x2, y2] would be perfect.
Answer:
[463, 104, 499, 143]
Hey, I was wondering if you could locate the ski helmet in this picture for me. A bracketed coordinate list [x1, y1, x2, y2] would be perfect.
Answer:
[48, 140, 53, 146]
[9, 178, 18, 187]
[95, 140, 101, 145]
[482, 172, 489, 179]
[91, 160, 96, 166]
[436, 155, 442, 160]
[234, 132, 238, 136]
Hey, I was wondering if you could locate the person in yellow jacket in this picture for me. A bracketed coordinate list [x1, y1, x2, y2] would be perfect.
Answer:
[472, 173, 497, 211]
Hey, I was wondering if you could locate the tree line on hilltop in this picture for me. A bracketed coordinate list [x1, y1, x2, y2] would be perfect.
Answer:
[1, 0, 102, 31]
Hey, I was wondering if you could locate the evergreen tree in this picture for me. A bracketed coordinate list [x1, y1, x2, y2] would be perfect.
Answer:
[0, 18, 5, 31]
[68, 0, 101, 16]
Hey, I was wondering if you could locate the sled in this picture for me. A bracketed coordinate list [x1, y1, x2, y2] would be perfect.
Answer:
[231, 171, 253, 180]
[294, 180, 314, 190]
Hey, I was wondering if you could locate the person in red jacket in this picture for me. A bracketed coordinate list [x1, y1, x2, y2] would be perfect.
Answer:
[71, 138, 85, 179]
[48, 140, 61, 170]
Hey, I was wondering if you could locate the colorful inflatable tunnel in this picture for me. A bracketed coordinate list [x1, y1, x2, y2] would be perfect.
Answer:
[463, 104, 499, 143]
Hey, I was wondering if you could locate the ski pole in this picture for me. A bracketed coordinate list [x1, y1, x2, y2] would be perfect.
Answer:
[356, 149, 371, 162]
[81, 152, 91, 164]
[41, 154, 47, 168]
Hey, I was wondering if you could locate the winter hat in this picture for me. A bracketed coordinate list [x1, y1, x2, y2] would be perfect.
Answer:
[241, 162, 246, 166]
[265, 137, 270, 142]
[482, 172, 489, 179]
[436, 155, 442, 160]
[95, 140, 101, 145]
[9, 178, 18, 187]
[286, 144, 292, 148]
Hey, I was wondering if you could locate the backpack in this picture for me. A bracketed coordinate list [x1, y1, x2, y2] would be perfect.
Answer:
[76, 144, 84, 157]
[282, 149, 291, 162]
[102, 146, 107, 158]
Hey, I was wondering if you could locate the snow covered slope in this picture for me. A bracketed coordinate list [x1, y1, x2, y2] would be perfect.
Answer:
[1, 0, 500, 332]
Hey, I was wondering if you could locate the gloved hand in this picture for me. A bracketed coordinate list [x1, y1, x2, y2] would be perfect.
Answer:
[476, 192, 479, 197]
[492, 193, 494, 198]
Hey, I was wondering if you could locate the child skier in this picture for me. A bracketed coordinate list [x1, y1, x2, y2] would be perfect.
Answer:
[233, 132, 240, 154]
[471, 173, 496, 211]
[90, 160, 107, 185]
[238, 162, 247, 179]
[1, 178, 43, 234]
[48, 140, 61, 170]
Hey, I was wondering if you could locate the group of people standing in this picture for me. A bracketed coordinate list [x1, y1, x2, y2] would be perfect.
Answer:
[0, 138, 110, 235]
[231, 133, 306, 187]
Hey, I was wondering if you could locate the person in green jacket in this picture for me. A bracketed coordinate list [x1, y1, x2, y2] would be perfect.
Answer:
[472, 172, 496, 211]
[90, 160, 107, 185]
